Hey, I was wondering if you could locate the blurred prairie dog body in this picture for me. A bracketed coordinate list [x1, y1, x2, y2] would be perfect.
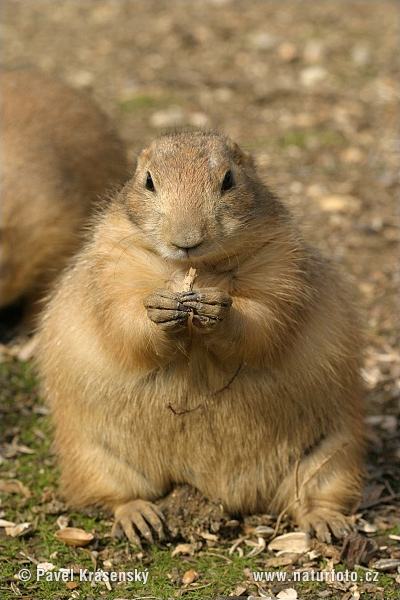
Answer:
[0, 69, 128, 311]
[38, 131, 365, 544]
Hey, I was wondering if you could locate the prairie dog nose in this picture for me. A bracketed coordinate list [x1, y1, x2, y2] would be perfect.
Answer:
[170, 232, 204, 250]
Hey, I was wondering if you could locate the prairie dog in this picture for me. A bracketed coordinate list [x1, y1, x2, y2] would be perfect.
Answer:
[37, 131, 365, 546]
[0, 70, 128, 315]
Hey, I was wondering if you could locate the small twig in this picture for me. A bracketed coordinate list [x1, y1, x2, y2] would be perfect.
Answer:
[272, 442, 350, 538]
[384, 478, 396, 497]
[167, 363, 243, 415]
[19, 551, 40, 565]
[209, 363, 243, 397]
[203, 551, 233, 564]
[182, 267, 197, 292]
[167, 401, 202, 416]
[360, 492, 399, 510]
[179, 582, 213, 595]
[81, 547, 97, 571]
[228, 535, 247, 556]
[293, 457, 301, 502]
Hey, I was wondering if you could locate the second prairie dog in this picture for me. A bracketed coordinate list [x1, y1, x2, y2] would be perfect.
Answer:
[1, 70, 128, 313]
[37, 130, 365, 546]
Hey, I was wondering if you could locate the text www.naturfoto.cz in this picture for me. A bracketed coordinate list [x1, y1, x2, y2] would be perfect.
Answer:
[253, 569, 379, 583]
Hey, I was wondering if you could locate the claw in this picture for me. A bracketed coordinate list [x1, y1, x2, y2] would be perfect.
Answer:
[113, 499, 165, 546]
[299, 509, 354, 543]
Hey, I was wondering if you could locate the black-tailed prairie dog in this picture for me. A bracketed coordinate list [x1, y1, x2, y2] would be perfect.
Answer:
[37, 131, 365, 546]
[1, 70, 128, 316]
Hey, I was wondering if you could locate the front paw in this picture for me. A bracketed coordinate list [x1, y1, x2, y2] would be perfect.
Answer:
[180, 288, 232, 328]
[144, 289, 190, 331]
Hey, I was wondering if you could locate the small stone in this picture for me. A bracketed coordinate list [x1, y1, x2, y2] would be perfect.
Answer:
[67, 70, 94, 89]
[277, 588, 298, 600]
[340, 147, 365, 163]
[278, 42, 298, 62]
[189, 112, 211, 128]
[182, 568, 197, 584]
[249, 32, 277, 51]
[303, 40, 325, 63]
[300, 66, 328, 87]
[318, 195, 361, 214]
[150, 107, 186, 129]
[352, 45, 371, 66]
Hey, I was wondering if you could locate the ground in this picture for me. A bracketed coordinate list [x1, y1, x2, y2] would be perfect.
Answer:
[1, 2, 399, 599]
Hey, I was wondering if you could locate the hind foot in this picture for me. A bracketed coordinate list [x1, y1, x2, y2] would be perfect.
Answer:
[112, 499, 165, 547]
[297, 509, 354, 544]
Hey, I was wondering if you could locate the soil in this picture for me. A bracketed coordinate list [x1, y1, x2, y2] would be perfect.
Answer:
[1, 1, 399, 598]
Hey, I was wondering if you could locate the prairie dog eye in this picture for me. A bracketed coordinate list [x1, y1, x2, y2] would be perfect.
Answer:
[145, 172, 155, 192]
[221, 170, 234, 192]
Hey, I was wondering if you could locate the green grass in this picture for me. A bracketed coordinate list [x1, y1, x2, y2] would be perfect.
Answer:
[117, 93, 184, 112]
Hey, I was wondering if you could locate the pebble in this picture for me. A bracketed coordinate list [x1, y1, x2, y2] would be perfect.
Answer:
[303, 39, 325, 63]
[352, 44, 371, 66]
[150, 107, 186, 128]
[277, 589, 298, 600]
[340, 147, 365, 163]
[67, 70, 94, 88]
[278, 42, 298, 62]
[300, 66, 328, 87]
[149, 107, 211, 130]
[318, 194, 361, 214]
[248, 31, 277, 51]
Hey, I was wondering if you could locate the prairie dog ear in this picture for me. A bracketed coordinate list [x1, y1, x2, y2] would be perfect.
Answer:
[138, 140, 158, 165]
[226, 139, 255, 169]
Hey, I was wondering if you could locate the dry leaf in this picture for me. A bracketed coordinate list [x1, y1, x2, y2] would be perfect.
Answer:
[5, 522, 33, 537]
[254, 525, 275, 538]
[182, 568, 197, 585]
[264, 556, 294, 568]
[66, 582, 79, 590]
[1, 479, 32, 497]
[234, 584, 248, 596]
[56, 515, 69, 529]
[171, 543, 196, 557]
[370, 558, 400, 571]
[0, 519, 16, 527]
[54, 527, 94, 547]
[356, 519, 378, 533]
[277, 589, 298, 600]
[340, 533, 378, 568]
[268, 532, 310, 554]
[200, 531, 218, 541]
[1, 444, 35, 458]
[36, 562, 56, 572]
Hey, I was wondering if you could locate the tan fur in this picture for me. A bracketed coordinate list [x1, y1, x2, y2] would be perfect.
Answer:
[37, 131, 365, 543]
[0, 69, 128, 313]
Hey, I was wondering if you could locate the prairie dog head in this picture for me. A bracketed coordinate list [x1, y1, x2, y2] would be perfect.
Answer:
[121, 131, 280, 264]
